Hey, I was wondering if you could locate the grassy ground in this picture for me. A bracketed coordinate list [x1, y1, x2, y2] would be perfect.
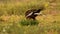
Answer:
[0, 0, 60, 34]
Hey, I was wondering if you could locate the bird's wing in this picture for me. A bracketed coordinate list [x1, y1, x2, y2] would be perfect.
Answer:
[34, 13, 39, 15]
[26, 12, 33, 17]
[34, 12, 43, 15]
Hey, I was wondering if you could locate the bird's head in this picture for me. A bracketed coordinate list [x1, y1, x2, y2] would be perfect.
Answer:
[34, 7, 45, 16]
[35, 6, 44, 13]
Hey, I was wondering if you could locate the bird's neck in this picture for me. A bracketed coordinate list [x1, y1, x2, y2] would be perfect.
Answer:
[37, 9, 42, 12]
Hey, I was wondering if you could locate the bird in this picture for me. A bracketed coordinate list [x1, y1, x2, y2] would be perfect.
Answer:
[25, 7, 44, 20]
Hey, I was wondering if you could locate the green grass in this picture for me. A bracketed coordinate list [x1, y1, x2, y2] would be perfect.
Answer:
[0, 20, 60, 34]
[20, 19, 39, 26]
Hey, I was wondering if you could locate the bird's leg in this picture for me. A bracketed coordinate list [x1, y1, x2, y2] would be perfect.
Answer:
[32, 17, 35, 20]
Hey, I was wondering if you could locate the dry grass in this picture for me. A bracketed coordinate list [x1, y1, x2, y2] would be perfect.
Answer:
[0, 0, 60, 34]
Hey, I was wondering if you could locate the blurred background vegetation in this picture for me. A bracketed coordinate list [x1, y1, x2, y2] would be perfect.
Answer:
[0, 0, 60, 34]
